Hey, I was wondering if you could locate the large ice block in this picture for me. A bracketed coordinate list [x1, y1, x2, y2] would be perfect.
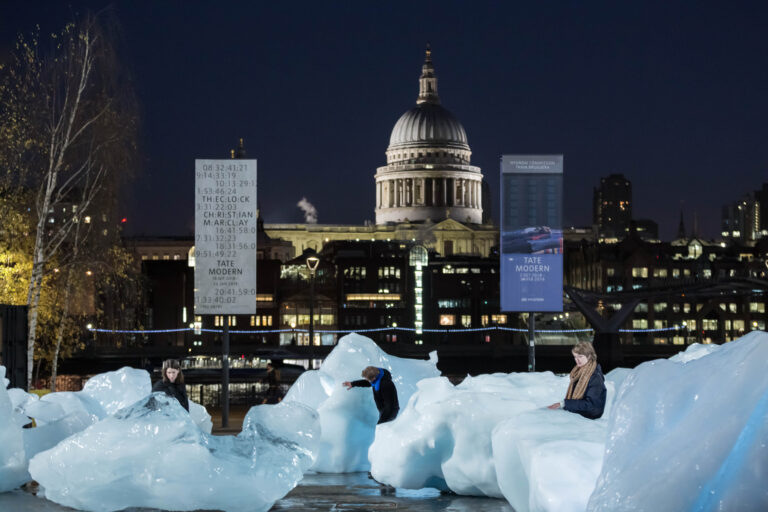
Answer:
[0, 366, 27, 492]
[29, 393, 320, 512]
[588, 332, 768, 511]
[492, 408, 607, 512]
[80, 366, 152, 415]
[283, 333, 440, 472]
[369, 371, 572, 497]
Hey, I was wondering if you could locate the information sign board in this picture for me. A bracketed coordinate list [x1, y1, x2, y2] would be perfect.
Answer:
[194, 159, 257, 314]
[500, 155, 563, 312]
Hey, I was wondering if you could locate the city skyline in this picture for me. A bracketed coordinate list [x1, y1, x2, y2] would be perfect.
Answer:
[2, 1, 767, 240]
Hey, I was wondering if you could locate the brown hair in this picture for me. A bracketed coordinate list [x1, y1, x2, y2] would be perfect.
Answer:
[361, 366, 379, 381]
[161, 359, 184, 384]
[572, 341, 597, 362]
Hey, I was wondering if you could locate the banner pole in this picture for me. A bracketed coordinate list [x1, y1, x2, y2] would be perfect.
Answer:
[528, 312, 535, 372]
[222, 317, 230, 428]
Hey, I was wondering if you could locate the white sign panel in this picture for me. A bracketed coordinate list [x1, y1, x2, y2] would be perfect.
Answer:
[194, 159, 257, 315]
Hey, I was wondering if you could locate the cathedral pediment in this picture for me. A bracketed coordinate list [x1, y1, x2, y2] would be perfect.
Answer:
[429, 219, 476, 232]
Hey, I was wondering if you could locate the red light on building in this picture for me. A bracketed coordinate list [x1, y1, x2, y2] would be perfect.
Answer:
[121, 218, 127, 223]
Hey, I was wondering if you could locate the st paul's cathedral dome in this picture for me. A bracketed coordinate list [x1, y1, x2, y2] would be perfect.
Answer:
[375, 47, 483, 225]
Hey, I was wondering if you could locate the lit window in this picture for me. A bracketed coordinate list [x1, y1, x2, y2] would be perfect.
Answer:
[461, 315, 471, 327]
[439, 314, 455, 326]
[491, 314, 507, 324]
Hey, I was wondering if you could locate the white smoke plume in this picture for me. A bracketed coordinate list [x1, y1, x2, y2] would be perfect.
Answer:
[297, 197, 318, 224]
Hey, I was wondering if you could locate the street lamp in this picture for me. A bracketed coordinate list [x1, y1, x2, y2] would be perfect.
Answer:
[306, 256, 320, 350]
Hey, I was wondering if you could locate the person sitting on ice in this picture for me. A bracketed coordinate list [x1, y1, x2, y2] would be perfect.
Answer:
[342, 366, 400, 424]
[547, 341, 606, 419]
[152, 359, 189, 411]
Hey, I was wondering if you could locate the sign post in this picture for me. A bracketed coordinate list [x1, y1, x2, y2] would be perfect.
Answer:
[500, 155, 563, 371]
[194, 159, 257, 426]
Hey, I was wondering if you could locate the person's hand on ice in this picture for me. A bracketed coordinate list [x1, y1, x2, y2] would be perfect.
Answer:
[547, 402, 562, 409]
[342, 381, 352, 390]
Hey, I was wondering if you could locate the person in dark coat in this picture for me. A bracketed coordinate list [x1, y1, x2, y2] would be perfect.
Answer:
[548, 341, 607, 419]
[152, 359, 189, 412]
[343, 366, 400, 424]
[262, 362, 283, 404]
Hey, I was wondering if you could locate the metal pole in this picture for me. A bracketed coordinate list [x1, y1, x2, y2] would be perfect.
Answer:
[222, 316, 230, 428]
[308, 273, 315, 367]
[528, 312, 535, 372]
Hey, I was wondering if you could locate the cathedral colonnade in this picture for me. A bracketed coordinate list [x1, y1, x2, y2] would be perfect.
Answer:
[376, 177, 482, 209]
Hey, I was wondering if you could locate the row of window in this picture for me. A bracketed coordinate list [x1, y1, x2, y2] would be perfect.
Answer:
[141, 254, 184, 261]
[389, 150, 467, 161]
[280, 314, 335, 326]
[619, 267, 755, 279]
[437, 314, 509, 327]
[441, 266, 486, 274]
[631, 318, 764, 331]
[607, 302, 765, 314]
[211, 315, 273, 327]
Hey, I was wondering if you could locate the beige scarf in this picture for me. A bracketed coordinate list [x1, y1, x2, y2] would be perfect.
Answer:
[565, 359, 597, 400]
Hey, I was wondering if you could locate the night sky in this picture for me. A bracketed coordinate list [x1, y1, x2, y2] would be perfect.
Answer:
[2, 1, 767, 240]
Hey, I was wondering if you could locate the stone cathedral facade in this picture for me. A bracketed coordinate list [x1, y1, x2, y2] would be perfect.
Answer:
[265, 48, 498, 259]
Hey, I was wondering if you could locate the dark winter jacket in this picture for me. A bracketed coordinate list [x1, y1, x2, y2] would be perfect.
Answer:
[350, 368, 399, 424]
[563, 363, 607, 420]
[152, 380, 190, 412]
[263, 368, 283, 404]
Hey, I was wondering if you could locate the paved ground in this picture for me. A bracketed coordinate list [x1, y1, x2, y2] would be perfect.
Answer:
[0, 473, 515, 511]
[270, 473, 515, 512]
[209, 405, 249, 435]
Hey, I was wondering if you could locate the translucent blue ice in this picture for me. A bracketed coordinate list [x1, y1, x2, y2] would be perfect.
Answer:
[284, 333, 441, 472]
[29, 394, 320, 512]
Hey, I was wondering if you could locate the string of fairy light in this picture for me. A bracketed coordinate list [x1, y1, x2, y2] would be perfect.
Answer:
[87, 325, 687, 335]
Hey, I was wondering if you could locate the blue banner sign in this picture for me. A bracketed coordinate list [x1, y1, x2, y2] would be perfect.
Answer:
[500, 155, 563, 312]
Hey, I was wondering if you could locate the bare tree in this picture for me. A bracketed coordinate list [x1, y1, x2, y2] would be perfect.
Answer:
[1, 13, 137, 388]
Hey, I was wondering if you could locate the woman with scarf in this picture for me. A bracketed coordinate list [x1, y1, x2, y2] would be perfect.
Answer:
[547, 341, 606, 419]
[343, 366, 400, 424]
